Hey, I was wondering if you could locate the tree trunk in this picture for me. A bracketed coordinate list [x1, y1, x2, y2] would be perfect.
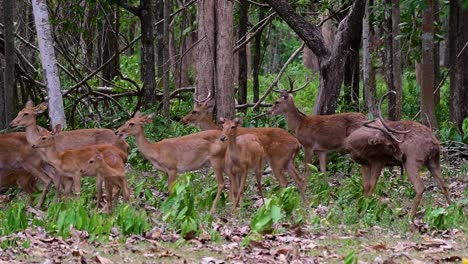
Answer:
[101, 5, 120, 85]
[140, 0, 156, 108]
[252, 6, 265, 103]
[460, 3, 468, 125]
[155, 0, 164, 84]
[390, 0, 402, 120]
[215, 0, 235, 119]
[449, 0, 461, 127]
[421, 0, 438, 129]
[32, 0, 66, 128]
[238, 0, 249, 109]
[162, 0, 171, 116]
[2, 0, 15, 128]
[195, 0, 216, 101]
[363, 0, 377, 117]
[343, 26, 361, 107]
[265, 0, 366, 115]
[433, 0, 440, 104]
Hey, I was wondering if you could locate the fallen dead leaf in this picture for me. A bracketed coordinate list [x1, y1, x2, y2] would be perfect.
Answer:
[93, 256, 114, 264]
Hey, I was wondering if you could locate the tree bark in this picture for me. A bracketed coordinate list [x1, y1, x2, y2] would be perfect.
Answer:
[162, 0, 171, 116]
[101, 5, 120, 85]
[433, 0, 440, 104]
[238, 0, 249, 109]
[215, 0, 235, 119]
[2, 0, 15, 128]
[32, 0, 66, 128]
[265, 0, 366, 114]
[362, 0, 377, 117]
[449, 0, 461, 127]
[140, 0, 156, 108]
[421, 0, 438, 129]
[390, 0, 402, 120]
[195, 0, 216, 101]
[252, 6, 266, 103]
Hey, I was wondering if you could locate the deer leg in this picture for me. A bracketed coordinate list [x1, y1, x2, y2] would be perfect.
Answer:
[286, 158, 307, 201]
[166, 170, 178, 192]
[104, 179, 114, 213]
[254, 161, 265, 205]
[22, 163, 52, 208]
[268, 157, 288, 187]
[404, 160, 425, 219]
[318, 152, 327, 173]
[96, 176, 103, 207]
[234, 169, 248, 208]
[361, 165, 372, 195]
[227, 171, 237, 203]
[72, 174, 82, 195]
[303, 148, 313, 176]
[121, 177, 131, 202]
[364, 162, 384, 196]
[427, 159, 452, 204]
[210, 160, 225, 213]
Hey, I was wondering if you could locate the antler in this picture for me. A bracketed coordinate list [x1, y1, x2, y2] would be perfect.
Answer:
[194, 90, 212, 104]
[363, 120, 403, 143]
[378, 91, 411, 134]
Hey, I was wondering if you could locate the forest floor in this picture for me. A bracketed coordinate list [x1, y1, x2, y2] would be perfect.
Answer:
[0, 158, 467, 264]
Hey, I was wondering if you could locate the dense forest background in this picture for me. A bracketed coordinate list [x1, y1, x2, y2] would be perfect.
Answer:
[1, 0, 467, 134]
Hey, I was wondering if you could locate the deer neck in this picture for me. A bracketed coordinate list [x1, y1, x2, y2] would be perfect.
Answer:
[285, 100, 304, 132]
[42, 142, 61, 168]
[200, 116, 221, 131]
[227, 133, 241, 164]
[24, 119, 40, 145]
[134, 128, 155, 156]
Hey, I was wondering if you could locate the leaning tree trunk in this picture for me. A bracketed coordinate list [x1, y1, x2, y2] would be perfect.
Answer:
[363, 0, 378, 117]
[2, 0, 15, 128]
[195, 0, 216, 101]
[215, 0, 235, 119]
[421, 0, 438, 129]
[266, 0, 366, 115]
[32, 0, 66, 128]
[390, 0, 402, 120]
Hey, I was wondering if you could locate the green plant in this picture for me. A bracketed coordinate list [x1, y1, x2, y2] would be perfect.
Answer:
[424, 204, 465, 230]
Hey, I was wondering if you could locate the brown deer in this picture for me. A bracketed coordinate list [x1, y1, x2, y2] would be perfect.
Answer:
[268, 91, 367, 175]
[0, 132, 56, 207]
[345, 91, 452, 218]
[80, 150, 130, 212]
[10, 101, 129, 205]
[0, 169, 38, 204]
[219, 117, 265, 209]
[116, 111, 228, 213]
[32, 125, 129, 208]
[181, 97, 306, 200]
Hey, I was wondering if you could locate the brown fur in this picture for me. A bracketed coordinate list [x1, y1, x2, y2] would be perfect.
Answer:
[345, 119, 452, 218]
[116, 111, 227, 213]
[220, 118, 265, 209]
[32, 126, 128, 209]
[269, 92, 367, 175]
[0, 169, 38, 204]
[181, 100, 306, 199]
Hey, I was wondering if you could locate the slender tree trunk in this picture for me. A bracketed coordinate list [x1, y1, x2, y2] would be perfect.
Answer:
[162, 0, 171, 116]
[216, 0, 235, 119]
[449, 0, 461, 127]
[433, 0, 440, 104]
[363, 0, 378, 117]
[238, 0, 249, 109]
[343, 28, 361, 107]
[195, 0, 216, 100]
[101, 5, 120, 85]
[32, 0, 66, 128]
[2, 0, 15, 128]
[252, 6, 265, 103]
[156, 0, 164, 85]
[460, 3, 468, 125]
[140, 0, 156, 108]
[421, 0, 438, 129]
[390, 0, 402, 120]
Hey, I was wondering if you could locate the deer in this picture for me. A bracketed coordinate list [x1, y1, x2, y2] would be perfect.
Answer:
[31, 125, 129, 208]
[0, 169, 38, 205]
[345, 91, 452, 219]
[268, 89, 367, 175]
[80, 150, 130, 212]
[181, 95, 306, 200]
[10, 101, 130, 206]
[219, 117, 265, 209]
[0, 132, 56, 207]
[116, 111, 228, 213]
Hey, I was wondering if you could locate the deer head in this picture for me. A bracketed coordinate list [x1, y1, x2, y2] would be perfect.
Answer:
[181, 92, 215, 125]
[32, 124, 61, 149]
[115, 111, 155, 138]
[219, 117, 241, 142]
[10, 101, 48, 128]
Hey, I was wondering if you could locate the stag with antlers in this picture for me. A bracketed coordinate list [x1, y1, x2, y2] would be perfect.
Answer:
[345, 91, 452, 218]
[268, 77, 367, 175]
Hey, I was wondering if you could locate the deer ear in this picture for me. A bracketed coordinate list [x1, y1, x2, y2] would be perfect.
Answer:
[281, 91, 289, 100]
[134, 111, 142, 118]
[219, 117, 225, 124]
[52, 124, 62, 135]
[234, 117, 242, 125]
[202, 99, 215, 112]
[26, 100, 34, 108]
[35, 102, 48, 114]
[368, 137, 383, 145]
[141, 113, 155, 124]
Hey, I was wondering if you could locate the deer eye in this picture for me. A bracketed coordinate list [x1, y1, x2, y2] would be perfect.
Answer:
[192, 111, 197, 114]
[129, 123, 135, 126]
[231, 126, 236, 129]
[24, 113, 29, 116]
[41, 137, 47, 140]
[89, 160, 95, 164]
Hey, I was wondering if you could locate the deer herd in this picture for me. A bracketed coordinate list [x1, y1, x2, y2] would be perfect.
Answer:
[0, 91, 452, 220]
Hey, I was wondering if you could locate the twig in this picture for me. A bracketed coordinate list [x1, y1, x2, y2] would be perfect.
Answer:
[233, 11, 276, 53]
[253, 42, 305, 110]
[236, 103, 272, 110]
